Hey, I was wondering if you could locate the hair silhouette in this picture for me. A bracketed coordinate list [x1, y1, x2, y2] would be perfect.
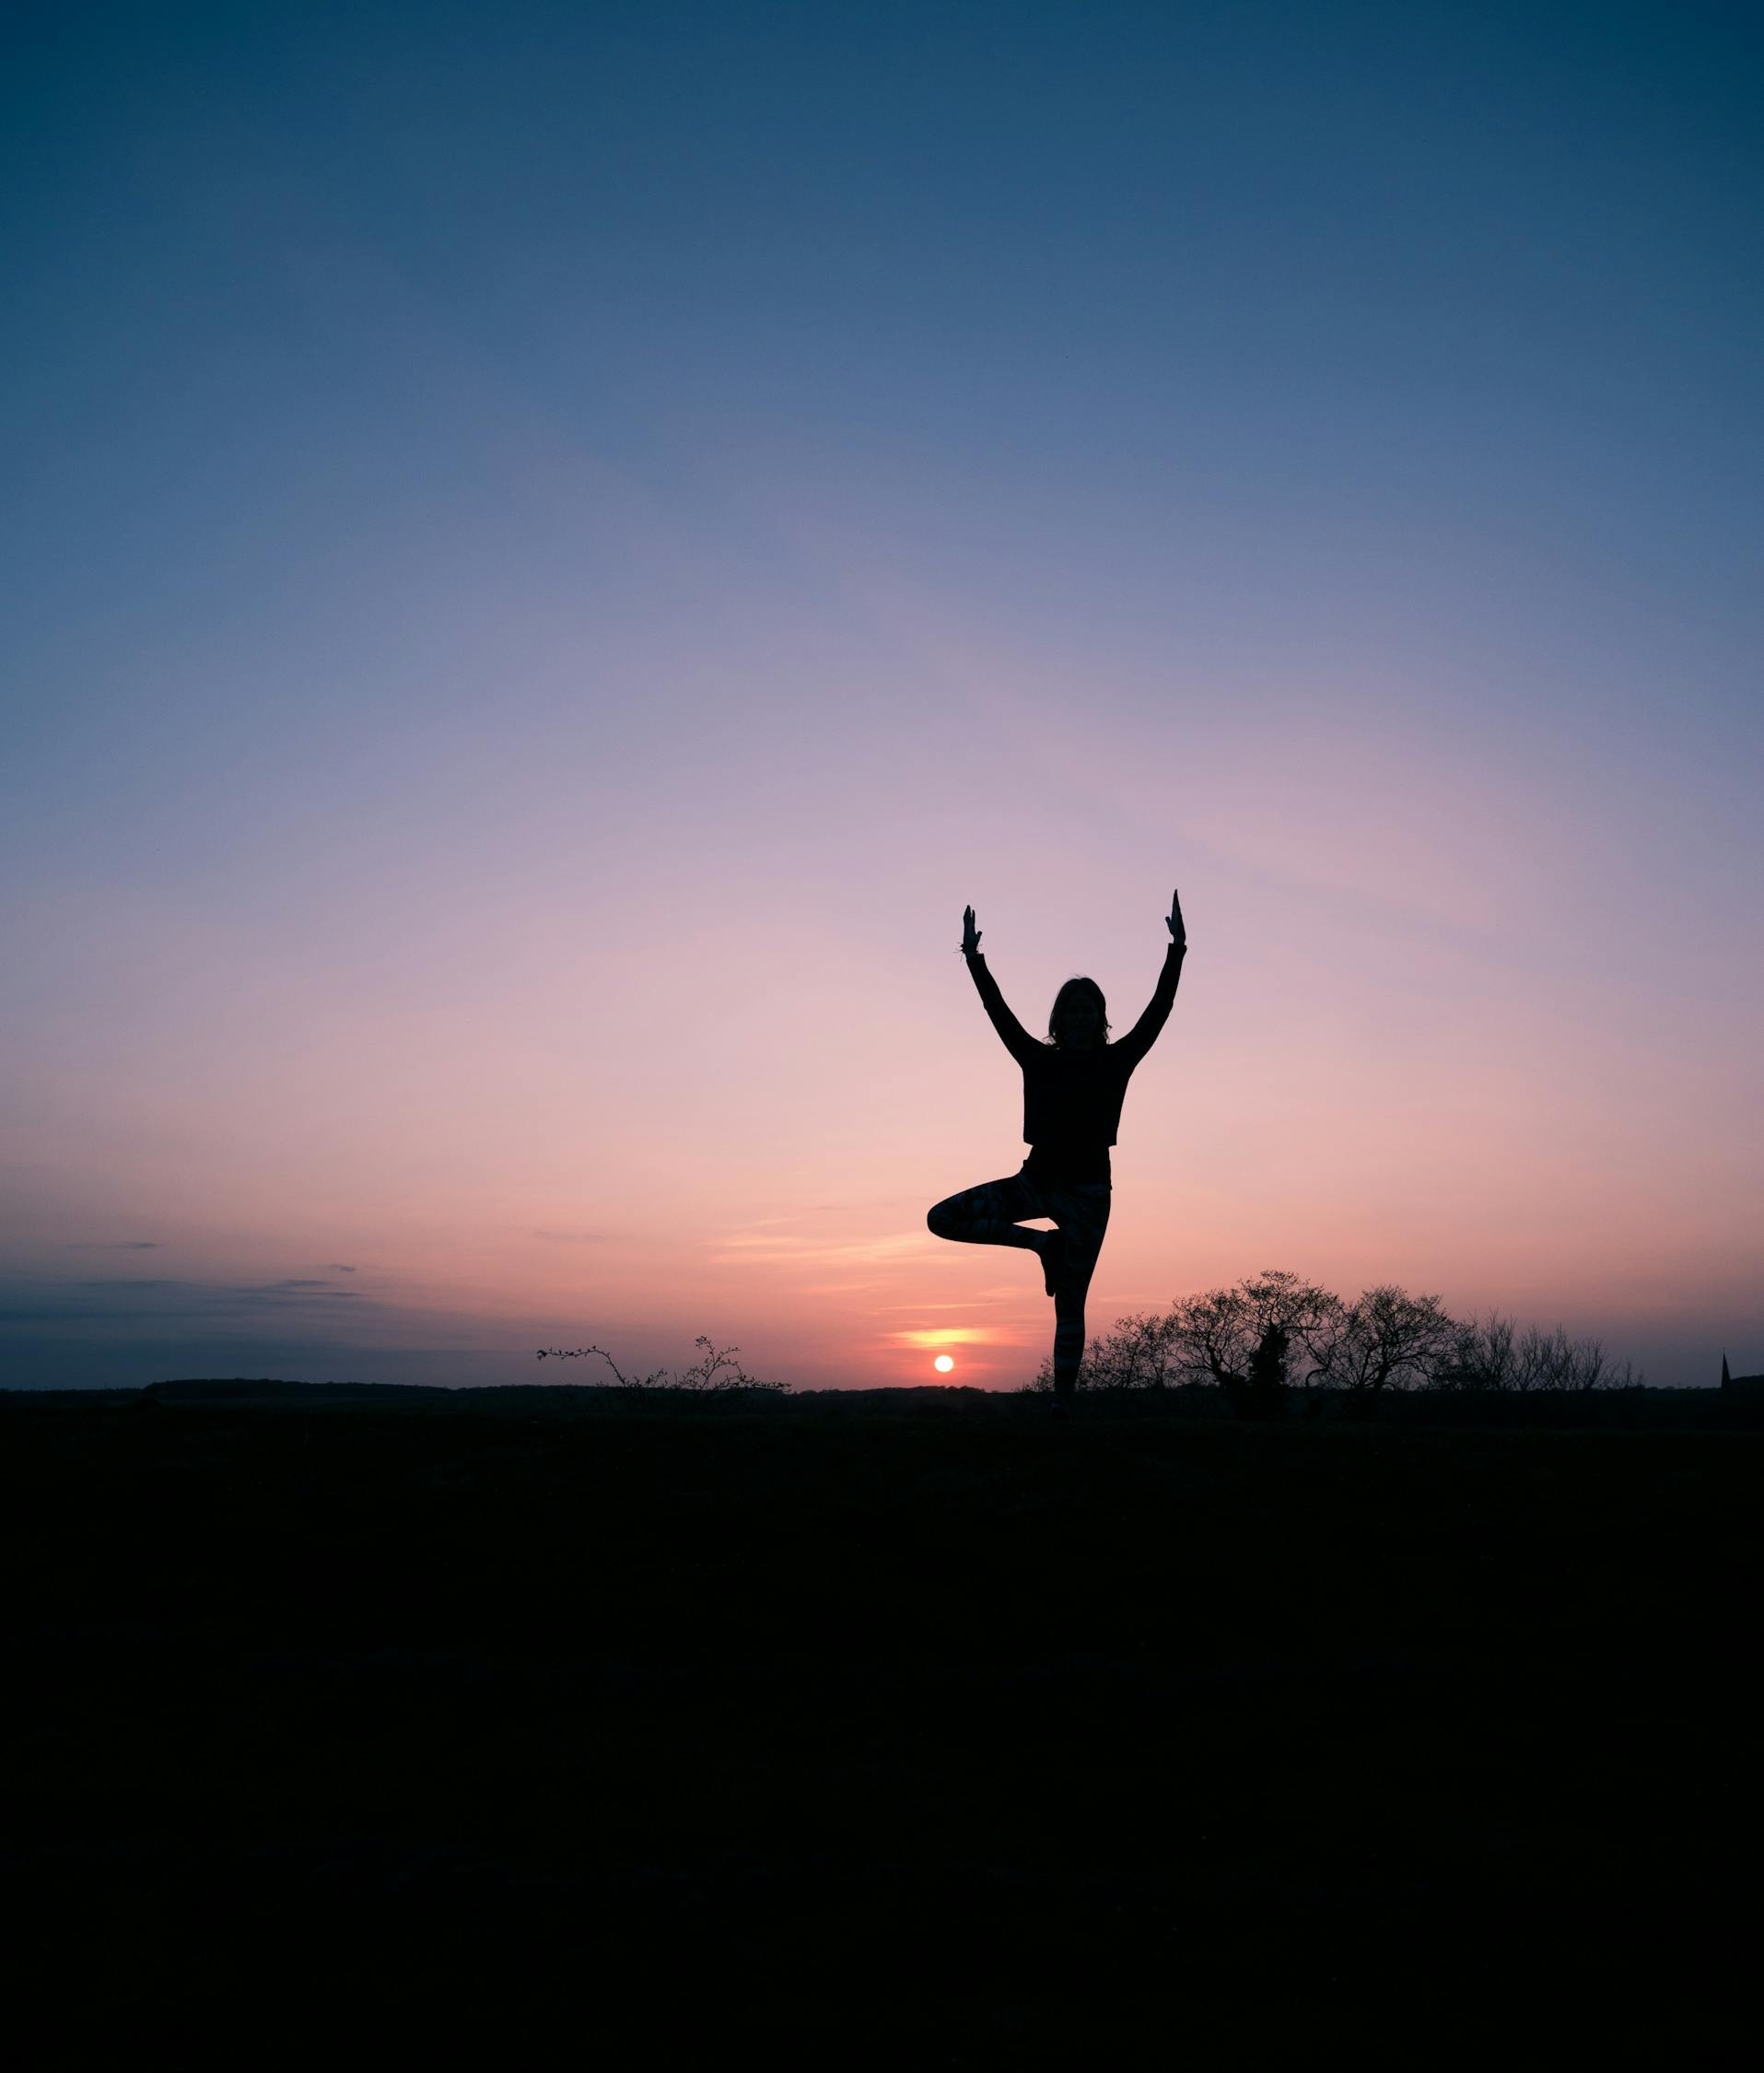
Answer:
[1046, 976, 1111, 1048]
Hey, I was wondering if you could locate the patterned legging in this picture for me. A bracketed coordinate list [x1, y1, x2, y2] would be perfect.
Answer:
[926, 1164, 1112, 1395]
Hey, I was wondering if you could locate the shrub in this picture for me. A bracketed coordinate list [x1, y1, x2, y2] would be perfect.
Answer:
[1026, 1275, 1643, 1397]
[535, 1336, 790, 1394]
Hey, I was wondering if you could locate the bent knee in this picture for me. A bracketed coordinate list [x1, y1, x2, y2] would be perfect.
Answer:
[927, 1200, 957, 1237]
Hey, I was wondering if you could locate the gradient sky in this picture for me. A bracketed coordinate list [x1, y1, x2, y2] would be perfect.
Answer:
[4, 1, 1760, 1390]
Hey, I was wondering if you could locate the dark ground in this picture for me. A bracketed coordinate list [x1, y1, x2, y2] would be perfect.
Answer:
[4, 1382, 1760, 2061]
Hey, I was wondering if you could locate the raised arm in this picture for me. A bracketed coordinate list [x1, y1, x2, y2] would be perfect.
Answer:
[960, 905, 1039, 1067]
[1111, 887, 1187, 1071]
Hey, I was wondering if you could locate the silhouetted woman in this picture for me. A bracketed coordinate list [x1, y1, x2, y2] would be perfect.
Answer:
[928, 889, 1186, 1405]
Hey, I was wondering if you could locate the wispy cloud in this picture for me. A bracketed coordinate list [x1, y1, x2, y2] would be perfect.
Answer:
[868, 1294, 1029, 1313]
[709, 1233, 929, 1269]
[0, 1275, 368, 1326]
[710, 1205, 938, 1287]
[64, 1241, 159, 1251]
[69, 1277, 181, 1293]
[889, 1325, 1033, 1350]
[0, 1270, 539, 1390]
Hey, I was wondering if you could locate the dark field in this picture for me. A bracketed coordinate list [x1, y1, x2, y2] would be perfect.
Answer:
[5, 1384, 1760, 2059]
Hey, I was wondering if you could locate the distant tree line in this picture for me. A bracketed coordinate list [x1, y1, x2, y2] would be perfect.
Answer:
[1030, 1270, 1646, 1402]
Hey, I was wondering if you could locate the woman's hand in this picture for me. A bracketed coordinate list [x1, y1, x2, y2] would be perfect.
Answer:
[961, 905, 982, 957]
[1166, 887, 1186, 951]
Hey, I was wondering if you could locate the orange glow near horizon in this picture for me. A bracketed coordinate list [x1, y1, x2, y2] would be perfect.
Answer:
[895, 1328, 994, 1351]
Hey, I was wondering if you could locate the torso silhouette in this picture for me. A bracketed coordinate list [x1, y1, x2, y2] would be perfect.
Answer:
[964, 942, 1182, 1185]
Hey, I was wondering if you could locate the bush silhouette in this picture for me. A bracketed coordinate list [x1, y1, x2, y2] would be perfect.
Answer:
[536, 1336, 789, 1394]
[1031, 1271, 1644, 1399]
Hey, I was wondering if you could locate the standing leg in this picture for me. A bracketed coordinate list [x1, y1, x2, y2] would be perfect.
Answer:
[1047, 1184, 1112, 1400]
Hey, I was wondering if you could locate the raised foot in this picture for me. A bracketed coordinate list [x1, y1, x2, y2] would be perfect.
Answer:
[1039, 1228, 1066, 1298]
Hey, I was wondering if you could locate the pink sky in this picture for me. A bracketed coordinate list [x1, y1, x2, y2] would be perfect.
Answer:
[6, 520, 1759, 1388]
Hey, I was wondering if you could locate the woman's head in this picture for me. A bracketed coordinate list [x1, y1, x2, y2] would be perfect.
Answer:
[1047, 977, 1109, 1050]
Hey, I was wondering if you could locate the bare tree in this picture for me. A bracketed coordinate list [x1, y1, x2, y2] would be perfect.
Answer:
[1236, 1270, 1347, 1395]
[1028, 1309, 1183, 1391]
[1030, 1271, 1379, 1396]
[1023, 1271, 1645, 1401]
[1310, 1284, 1459, 1395]
[1433, 1313, 1643, 1394]
[1168, 1284, 1261, 1388]
[1511, 1322, 1641, 1393]
[1104, 1310, 1187, 1390]
[1436, 1309, 1521, 1392]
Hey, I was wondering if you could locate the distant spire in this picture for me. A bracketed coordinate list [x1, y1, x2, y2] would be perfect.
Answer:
[1723, 1352, 1732, 1388]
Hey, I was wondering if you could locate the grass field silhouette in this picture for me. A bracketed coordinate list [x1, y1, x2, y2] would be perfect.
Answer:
[5, 1379, 1760, 2055]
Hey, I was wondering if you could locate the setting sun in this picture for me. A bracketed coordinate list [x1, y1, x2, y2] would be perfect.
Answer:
[933, 1355, 954, 1374]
